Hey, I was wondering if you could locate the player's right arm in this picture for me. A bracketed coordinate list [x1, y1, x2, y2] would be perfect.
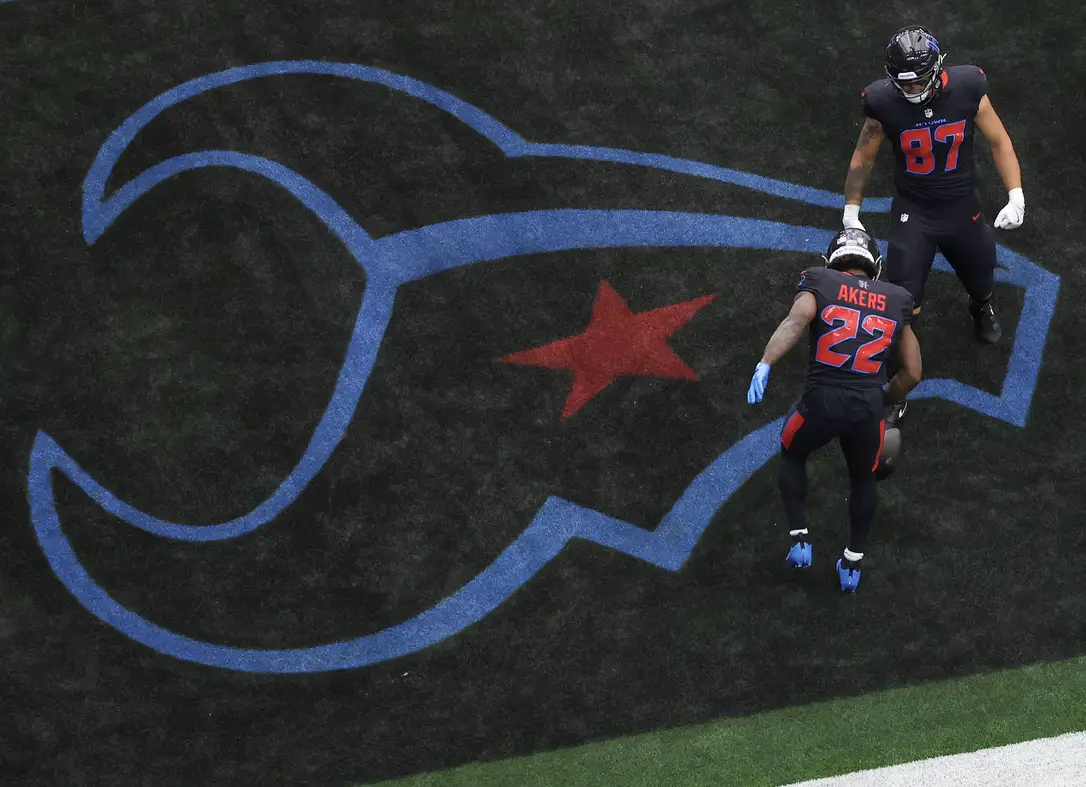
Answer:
[758, 291, 818, 366]
[884, 324, 922, 405]
[842, 117, 885, 229]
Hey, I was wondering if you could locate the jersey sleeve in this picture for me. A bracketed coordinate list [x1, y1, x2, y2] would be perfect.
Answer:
[961, 65, 989, 104]
[861, 86, 878, 120]
[796, 267, 824, 298]
[898, 290, 916, 326]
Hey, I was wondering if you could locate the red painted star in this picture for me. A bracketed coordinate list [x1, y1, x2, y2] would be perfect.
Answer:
[499, 281, 718, 419]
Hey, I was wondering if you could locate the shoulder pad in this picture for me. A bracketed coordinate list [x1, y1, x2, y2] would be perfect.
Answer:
[796, 267, 825, 292]
[885, 283, 916, 320]
[948, 64, 988, 100]
[861, 79, 891, 117]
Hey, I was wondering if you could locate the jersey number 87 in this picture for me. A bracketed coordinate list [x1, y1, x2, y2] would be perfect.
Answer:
[900, 120, 966, 175]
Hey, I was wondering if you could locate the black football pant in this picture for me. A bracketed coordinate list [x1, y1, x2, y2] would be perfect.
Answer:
[886, 190, 997, 308]
[778, 386, 885, 554]
[883, 190, 997, 380]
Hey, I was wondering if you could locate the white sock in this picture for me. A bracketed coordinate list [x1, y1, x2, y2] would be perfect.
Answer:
[843, 548, 864, 562]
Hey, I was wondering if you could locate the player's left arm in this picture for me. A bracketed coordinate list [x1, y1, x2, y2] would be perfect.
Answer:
[748, 292, 817, 405]
[975, 94, 1026, 229]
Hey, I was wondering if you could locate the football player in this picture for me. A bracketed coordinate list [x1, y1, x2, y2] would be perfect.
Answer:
[841, 25, 1023, 429]
[747, 228, 922, 592]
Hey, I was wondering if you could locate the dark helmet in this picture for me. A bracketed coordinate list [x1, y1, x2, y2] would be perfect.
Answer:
[885, 26, 946, 106]
[823, 227, 883, 280]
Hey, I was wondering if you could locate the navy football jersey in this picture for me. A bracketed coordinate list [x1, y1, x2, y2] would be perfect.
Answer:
[797, 267, 914, 389]
[862, 65, 988, 203]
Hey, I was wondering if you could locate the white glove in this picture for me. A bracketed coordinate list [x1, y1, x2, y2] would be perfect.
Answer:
[842, 203, 866, 231]
[994, 188, 1025, 230]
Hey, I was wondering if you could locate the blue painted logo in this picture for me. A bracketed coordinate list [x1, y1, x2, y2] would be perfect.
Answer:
[28, 61, 1059, 673]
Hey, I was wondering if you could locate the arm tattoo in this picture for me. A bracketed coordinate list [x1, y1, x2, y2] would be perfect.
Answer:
[857, 119, 883, 149]
[844, 120, 881, 202]
[761, 315, 807, 365]
[844, 160, 874, 204]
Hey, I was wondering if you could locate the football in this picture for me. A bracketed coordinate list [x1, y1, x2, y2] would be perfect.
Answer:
[875, 427, 903, 481]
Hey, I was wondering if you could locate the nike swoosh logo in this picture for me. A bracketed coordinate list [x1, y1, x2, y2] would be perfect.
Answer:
[973, 212, 982, 221]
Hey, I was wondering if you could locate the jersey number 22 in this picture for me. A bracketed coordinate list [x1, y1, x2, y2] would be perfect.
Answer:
[816, 305, 897, 374]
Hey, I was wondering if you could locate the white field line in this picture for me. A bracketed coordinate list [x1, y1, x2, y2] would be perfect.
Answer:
[780, 731, 1086, 787]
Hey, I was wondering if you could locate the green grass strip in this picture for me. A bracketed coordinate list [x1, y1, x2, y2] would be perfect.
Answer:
[367, 655, 1086, 786]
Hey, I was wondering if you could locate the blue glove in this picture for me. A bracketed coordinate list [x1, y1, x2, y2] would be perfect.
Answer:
[747, 362, 771, 405]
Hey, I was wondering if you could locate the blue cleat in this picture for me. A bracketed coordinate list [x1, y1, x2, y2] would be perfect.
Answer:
[836, 559, 862, 592]
[786, 540, 812, 568]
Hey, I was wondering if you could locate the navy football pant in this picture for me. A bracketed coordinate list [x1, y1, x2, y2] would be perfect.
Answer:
[779, 386, 885, 554]
[883, 191, 997, 382]
[885, 191, 997, 309]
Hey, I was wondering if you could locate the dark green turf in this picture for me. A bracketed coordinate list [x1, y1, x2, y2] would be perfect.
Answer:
[2, 1, 1085, 785]
[372, 655, 1086, 787]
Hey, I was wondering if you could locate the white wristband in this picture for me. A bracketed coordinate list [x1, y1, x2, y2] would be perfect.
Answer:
[1009, 187, 1024, 208]
[843, 203, 861, 222]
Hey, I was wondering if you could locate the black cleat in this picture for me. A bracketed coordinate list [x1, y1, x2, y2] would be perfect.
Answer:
[970, 300, 1002, 345]
[885, 399, 908, 429]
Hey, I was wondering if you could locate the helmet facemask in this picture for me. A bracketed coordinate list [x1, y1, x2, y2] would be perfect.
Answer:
[887, 54, 946, 105]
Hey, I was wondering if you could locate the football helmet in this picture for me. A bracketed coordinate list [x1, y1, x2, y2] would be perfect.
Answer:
[885, 26, 946, 106]
[822, 227, 883, 280]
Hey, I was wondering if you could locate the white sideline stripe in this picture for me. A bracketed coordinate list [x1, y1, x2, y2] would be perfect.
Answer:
[780, 731, 1086, 787]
